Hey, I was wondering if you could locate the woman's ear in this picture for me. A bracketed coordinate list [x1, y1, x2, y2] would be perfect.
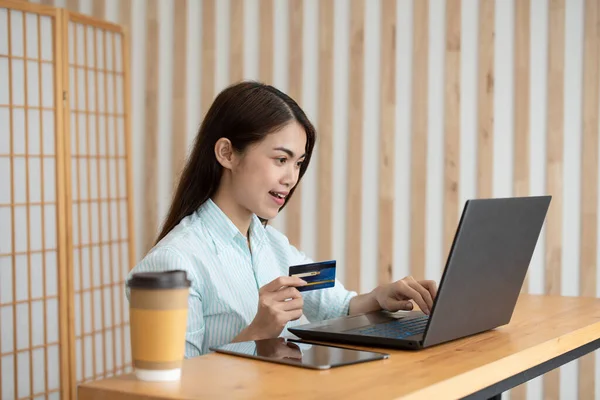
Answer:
[214, 138, 236, 169]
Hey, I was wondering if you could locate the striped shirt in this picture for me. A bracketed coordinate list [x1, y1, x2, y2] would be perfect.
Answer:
[126, 199, 357, 357]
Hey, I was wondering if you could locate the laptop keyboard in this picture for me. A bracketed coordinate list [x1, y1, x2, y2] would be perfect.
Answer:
[345, 315, 429, 339]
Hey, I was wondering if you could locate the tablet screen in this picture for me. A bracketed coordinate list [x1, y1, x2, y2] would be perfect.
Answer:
[210, 338, 389, 369]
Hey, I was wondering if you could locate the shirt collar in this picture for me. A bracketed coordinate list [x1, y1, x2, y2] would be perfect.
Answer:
[197, 198, 267, 249]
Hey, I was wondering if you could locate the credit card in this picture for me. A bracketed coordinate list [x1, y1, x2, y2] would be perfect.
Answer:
[289, 260, 336, 292]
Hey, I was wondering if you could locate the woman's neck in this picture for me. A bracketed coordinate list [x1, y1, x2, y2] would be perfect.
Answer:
[211, 184, 253, 237]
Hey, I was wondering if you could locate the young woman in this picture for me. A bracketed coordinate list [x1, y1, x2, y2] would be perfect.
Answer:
[127, 81, 438, 357]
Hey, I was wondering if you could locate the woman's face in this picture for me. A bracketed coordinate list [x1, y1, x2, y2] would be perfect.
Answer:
[230, 121, 307, 220]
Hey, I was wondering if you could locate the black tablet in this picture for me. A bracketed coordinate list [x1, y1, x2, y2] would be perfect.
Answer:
[209, 337, 390, 370]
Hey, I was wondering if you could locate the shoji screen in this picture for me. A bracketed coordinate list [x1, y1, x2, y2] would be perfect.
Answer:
[0, 2, 69, 400]
[63, 11, 134, 393]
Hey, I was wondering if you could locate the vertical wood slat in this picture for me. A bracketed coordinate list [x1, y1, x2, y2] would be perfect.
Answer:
[259, 0, 274, 84]
[510, 1, 531, 398]
[20, 9, 35, 399]
[345, 0, 365, 292]
[316, 0, 334, 262]
[514, 0, 531, 297]
[82, 22, 98, 382]
[142, 0, 159, 254]
[172, 0, 188, 188]
[36, 11, 50, 397]
[409, 0, 428, 282]
[230, 0, 244, 83]
[578, 0, 600, 397]
[477, 0, 494, 199]
[443, 0, 461, 258]
[201, 0, 216, 118]
[285, 0, 303, 248]
[59, 10, 78, 399]
[378, 0, 396, 285]
[544, 0, 565, 398]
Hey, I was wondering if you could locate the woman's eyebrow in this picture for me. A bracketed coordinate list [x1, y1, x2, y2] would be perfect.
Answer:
[273, 147, 306, 158]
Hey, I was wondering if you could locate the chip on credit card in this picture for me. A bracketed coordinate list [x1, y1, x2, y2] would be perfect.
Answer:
[289, 260, 336, 292]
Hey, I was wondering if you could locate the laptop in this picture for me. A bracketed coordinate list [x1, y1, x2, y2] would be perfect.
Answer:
[289, 195, 552, 350]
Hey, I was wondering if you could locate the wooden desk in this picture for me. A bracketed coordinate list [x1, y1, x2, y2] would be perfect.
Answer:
[79, 294, 600, 400]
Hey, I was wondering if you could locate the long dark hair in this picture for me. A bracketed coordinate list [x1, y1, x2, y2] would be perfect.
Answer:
[155, 81, 316, 244]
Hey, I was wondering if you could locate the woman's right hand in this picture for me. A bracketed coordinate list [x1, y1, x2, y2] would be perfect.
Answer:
[247, 276, 307, 340]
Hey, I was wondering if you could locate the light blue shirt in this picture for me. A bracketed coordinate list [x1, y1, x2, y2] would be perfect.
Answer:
[126, 199, 357, 357]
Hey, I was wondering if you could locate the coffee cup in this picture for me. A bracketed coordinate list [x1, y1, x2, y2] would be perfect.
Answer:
[128, 270, 191, 381]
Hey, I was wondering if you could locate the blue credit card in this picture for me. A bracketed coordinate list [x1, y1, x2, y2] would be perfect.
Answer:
[289, 260, 336, 292]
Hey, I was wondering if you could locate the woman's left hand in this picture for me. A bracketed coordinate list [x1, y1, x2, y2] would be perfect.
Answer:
[372, 276, 438, 315]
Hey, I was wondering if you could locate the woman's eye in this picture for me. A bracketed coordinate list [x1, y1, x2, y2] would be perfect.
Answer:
[277, 158, 287, 165]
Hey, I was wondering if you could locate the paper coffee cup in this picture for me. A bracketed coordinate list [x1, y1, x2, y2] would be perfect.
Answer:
[128, 270, 191, 381]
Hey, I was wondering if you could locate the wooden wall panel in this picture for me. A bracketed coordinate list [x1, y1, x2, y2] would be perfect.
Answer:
[172, 0, 188, 187]
[578, 0, 600, 397]
[230, 0, 244, 83]
[544, 0, 566, 397]
[316, 0, 334, 262]
[410, 0, 428, 281]
[345, 0, 365, 291]
[201, 0, 216, 119]
[378, 0, 396, 285]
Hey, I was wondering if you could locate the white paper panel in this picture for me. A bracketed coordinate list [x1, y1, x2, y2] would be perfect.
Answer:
[25, 13, 39, 59]
[29, 205, 42, 250]
[103, 287, 111, 323]
[17, 350, 30, 397]
[46, 298, 58, 344]
[116, 75, 123, 114]
[31, 300, 44, 345]
[74, 293, 81, 337]
[0, 9, 8, 56]
[107, 116, 115, 155]
[39, 16, 52, 61]
[95, 332, 103, 375]
[109, 200, 117, 239]
[98, 115, 106, 155]
[27, 60, 40, 106]
[106, 73, 114, 114]
[78, 114, 87, 154]
[68, 22, 75, 62]
[41, 63, 53, 107]
[96, 30, 104, 69]
[91, 245, 100, 283]
[98, 72, 105, 113]
[0, 59, 8, 104]
[99, 159, 108, 200]
[0, 207, 11, 252]
[82, 291, 91, 334]
[118, 160, 126, 198]
[42, 110, 55, 154]
[43, 204, 56, 248]
[81, 247, 90, 290]
[1, 306, 14, 353]
[14, 206, 27, 252]
[45, 251, 58, 296]
[43, 157, 56, 202]
[105, 328, 113, 372]
[90, 160, 98, 201]
[111, 248, 120, 285]
[32, 347, 45, 394]
[119, 200, 127, 240]
[1, 355, 15, 399]
[15, 254, 28, 302]
[27, 110, 41, 155]
[114, 326, 122, 368]
[75, 338, 82, 381]
[73, 248, 80, 292]
[16, 302, 29, 349]
[89, 114, 97, 155]
[117, 116, 125, 156]
[114, 34, 122, 72]
[0, 256, 12, 304]
[79, 159, 88, 200]
[121, 242, 128, 274]
[111, 281, 120, 322]
[0, 107, 9, 151]
[29, 158, 41, 202]
[14, 156, 26, 203]
[93, 289, 101, 328]
[76, 66, 85, 111]
[71, 160, 78, 203]
[0, 158, 10, 204]
[10, 10, 24, 57]
[83, 335, 93, 379]
[47, 344, 59, 389]
[86, 26, 95, 67]
[13, 108, 25, 154]
[87, 69, 96, 112]
[76, 24, 85, 66]
[11, 59, 25, 106]
[105, 32, 113, 70]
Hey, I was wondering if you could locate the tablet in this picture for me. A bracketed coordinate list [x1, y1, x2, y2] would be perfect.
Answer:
[209, 337, 389, 370]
